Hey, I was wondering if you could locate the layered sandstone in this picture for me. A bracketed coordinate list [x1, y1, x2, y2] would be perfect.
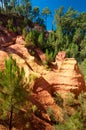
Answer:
[0, 36, 86, 130]
[44, 58, 85, 97]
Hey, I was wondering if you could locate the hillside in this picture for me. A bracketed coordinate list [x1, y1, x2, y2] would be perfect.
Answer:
[0, 23, 86, 129]
[0, 0, 86, 128]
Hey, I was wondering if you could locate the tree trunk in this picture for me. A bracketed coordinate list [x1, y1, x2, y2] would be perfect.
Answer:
[9, 105, 13, 130]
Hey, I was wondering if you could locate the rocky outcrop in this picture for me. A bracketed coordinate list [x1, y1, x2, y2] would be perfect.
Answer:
[55, 51, 66, 70]
[0, 36, 86, 130]
[31, 76, 63, 122]
[44, 58, 85, 97]
[0, 36, 46, 79]
[31, 57, 85, 126]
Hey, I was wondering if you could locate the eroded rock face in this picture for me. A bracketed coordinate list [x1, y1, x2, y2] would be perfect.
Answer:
[0, 37, 86, 130]
[0, 36, 45, 79]
[44, 58, 85, 97]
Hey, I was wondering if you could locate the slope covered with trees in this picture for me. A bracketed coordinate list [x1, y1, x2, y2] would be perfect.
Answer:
[0, 1, 86, 129]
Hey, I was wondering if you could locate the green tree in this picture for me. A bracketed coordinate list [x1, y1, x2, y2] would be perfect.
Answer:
[9, 0, 18, 13]
[38, 32, 44, 48]
[80, 36, 86, 61]
[54, 7, 86, 62]
[32, 6, 40, 22]
[25, 30, 38, 47]
[66, 42, 79, 58]
[79, 59, 86, 81]
[42, 7, 51, 29]
[0, 56, 30, 130]
[54, 6, 64, 28]
[21, 0, 32, 18]
[78, 92, 86, 122]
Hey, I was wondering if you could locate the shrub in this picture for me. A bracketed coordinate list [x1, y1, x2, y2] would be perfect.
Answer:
[38, 32, 44, 48]
[66, 42, 79, 59]
[78, 92, 86, 121]
[45, 49, 54, 64]
[25, 31, 35, 47]
[6, 19, 13, 32]
[25, 30, 39, 47]
[22, 28, 28, 39]
[79, 59, 86, 81]
[53, 92, 63, 107]
[47, 107, 58, 123]
[54, 112, 83, 130]
[65, 93, 75, 106]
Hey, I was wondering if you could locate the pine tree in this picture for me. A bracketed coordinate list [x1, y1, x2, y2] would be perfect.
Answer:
[42, 7, 51, 29]
[32, 6, 40, 22]
[0, 56, 30, 130]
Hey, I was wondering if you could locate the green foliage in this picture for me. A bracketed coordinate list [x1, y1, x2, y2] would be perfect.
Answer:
[42, 7, 51, 28]
[73, 28, 82, 44]
[79, 59, 86, 80]
[32, 6, 40, 22]
[47, 107, 58, 123]
[55, 112, 82, 130]
[38, 32, 45, 48]
[53, 92, 85, 130]
[66, 42, 79, 58]
[0, 56, 30, 129]
[78, 92, 86, 121]
[25, 30, 37, 47]
[45, 49, 54, 63]
[53, 92, 63, 107]
[47, 31, 57, 51]
[54, 6, 64, 27]
[54, 6, 86, 63]
[25, 30, 46, 50]
[80, 36, 86, 61]
[6, 19, 13, 32]
[65, 93, 75, 106]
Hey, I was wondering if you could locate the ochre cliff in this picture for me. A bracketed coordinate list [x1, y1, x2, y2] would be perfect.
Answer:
[0, 36, 86, 130]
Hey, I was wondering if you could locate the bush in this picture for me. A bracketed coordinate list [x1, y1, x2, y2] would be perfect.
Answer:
[53, 92, 86, 130]
[25, 30, 40, 47]
[47, 107, 58, 123]
[78, 92, 86, 121]
[66, 42, 79, 59]
[6, 19, 13, 32]
[25, 31, 36, 47]
[65, 93, 75, 106]
[53, 92, 63, 107]
[79, 59, 86, 81]
[45, 49, 54, 64]
[22, 28, 28, 39]
[38, 32, 44, 48]
[54, 112, 83, 130]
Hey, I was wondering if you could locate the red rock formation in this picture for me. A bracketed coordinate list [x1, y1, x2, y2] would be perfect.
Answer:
[0, 36, 86, 130]
[30, 114, 54, 130]
[34, 48, 46, 62]
[0, 50, 8, 70]
[31, 76, 63, 123]
[55, 51, 66, 70]
[56, 51, 66, 61]
[44, 58, 86, 97]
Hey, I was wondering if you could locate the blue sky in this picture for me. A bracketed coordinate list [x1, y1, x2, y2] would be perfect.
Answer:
[32, 0, 86, 30]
